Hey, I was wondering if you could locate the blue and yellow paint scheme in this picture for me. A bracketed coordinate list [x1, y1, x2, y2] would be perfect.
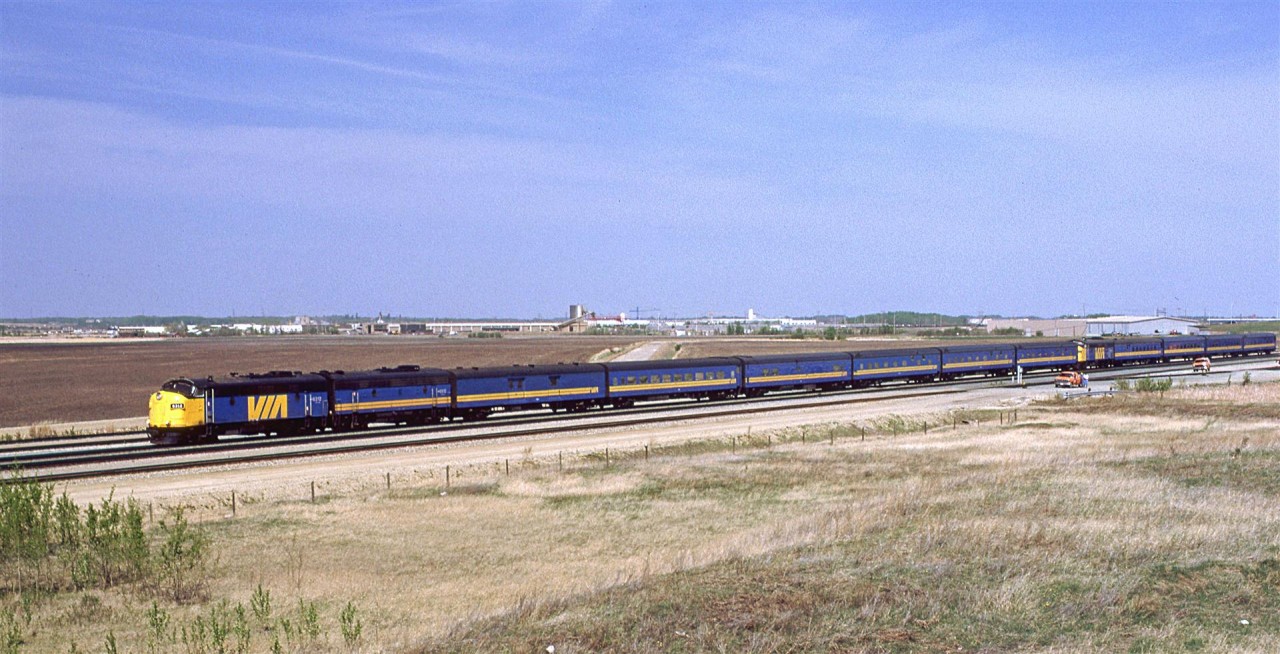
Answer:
[1242, 332, 1277, 354]
[147, 333, 1277, 446]
[938, 344, 1016, 378]
[1112, 338, 1164, 363]
[1204, 334, 1244, 356]
[1161, 336, 1205, 360]
[606, 358, 740, 400]
[852, 348, 941, 384]
[147, 372, 329, 444]
[741, 353, 852, 392]
[147, 378, 208, 444]
[453, 363, 607, 413]
[1014, 342, 1078, 371]
[328, 365, 449, 427]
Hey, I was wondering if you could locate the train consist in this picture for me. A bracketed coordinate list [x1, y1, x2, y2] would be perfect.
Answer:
[147, 333, 1276, 445]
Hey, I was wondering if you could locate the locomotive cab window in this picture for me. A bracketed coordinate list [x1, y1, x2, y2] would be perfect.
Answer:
[162, 380, 201, 398]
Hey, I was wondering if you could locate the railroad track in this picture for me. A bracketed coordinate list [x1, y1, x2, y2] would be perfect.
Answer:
[5, 355, 1273, 483]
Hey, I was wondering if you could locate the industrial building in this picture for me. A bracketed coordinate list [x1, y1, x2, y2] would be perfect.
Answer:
[1085, 316, 1202, 336]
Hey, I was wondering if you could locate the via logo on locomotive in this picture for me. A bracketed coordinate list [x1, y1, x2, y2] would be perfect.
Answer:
[247, 394, 288, 421]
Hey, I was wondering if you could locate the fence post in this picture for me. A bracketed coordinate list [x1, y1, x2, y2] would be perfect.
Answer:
[446, 465, 450, 490]
[310, 481, 315, 503]
[644, 445, 649, 461]
[386, 472, 391, 490]
[505, 459, 510, 476]
[231, 491, 236, 517]
[559, 451, 563, 471]
[605, 448, 610, 466]
[732, 436, 736, 454]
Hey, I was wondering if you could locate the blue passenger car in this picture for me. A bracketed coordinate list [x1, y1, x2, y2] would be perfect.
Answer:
[1203, 334, 1244, 357]
[938, 344, 1016, 379]
[1161, 336, 1205, 361]
[326, 365, 452, 429]
[604, 358, 740, 405]
[1112, 338, 1164, 365]
[205, 371, 330, 436]
[740, 352, 853, 395]
[451, 363, 607, 418]
[1242, 332, 1277, 355]
[1013, 341, 1078, 372]
[851, 348, 941, 386]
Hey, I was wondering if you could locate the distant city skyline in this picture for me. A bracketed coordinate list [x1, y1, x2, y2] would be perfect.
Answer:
[3, 2, 1277, 319]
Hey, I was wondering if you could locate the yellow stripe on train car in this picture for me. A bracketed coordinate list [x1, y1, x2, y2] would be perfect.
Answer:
[457, 386, 601, 403]
[335, 397, 450, 411]
[747, 371, 846, 384]
[609, 378, 733, 393]
[942, 359, 1013, 370]
[853, 364, 937, 376]
[1017, 355, 1076, 364]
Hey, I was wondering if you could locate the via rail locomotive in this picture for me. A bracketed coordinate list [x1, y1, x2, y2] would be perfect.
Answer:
[147, 333, 1275, 445]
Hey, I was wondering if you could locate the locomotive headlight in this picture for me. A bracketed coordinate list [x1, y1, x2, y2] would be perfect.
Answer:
[171, 403, 184, 410]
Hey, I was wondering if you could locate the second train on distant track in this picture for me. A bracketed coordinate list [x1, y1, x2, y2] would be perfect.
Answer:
[147, 333, 1276, 445]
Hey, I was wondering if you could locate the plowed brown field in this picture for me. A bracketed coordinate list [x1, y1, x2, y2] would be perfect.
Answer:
[0, 335, 957, 428]
[0, 336, 645, 427]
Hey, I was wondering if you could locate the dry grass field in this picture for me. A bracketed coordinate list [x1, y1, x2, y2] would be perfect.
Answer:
[5, 382, 1277, 652]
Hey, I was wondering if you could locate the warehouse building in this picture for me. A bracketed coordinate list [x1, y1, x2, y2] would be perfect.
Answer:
[1085, 316, 1202, 336]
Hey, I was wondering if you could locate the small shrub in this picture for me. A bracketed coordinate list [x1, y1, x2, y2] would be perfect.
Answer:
[339, 601, 362, 648]
[250, 583, 272, 627]
[144, 602, 171, 653]
[298, 599, 321, 642]
[155, 507, 209, 603]
[1134, 377, 1173, 393]
[2, 606, 22, 654]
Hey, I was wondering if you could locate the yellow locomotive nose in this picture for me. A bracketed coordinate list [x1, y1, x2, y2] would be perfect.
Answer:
[148, 388, 206, 430]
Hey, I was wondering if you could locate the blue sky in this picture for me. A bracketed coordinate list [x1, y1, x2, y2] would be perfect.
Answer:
[2, 1, 1277, 319]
